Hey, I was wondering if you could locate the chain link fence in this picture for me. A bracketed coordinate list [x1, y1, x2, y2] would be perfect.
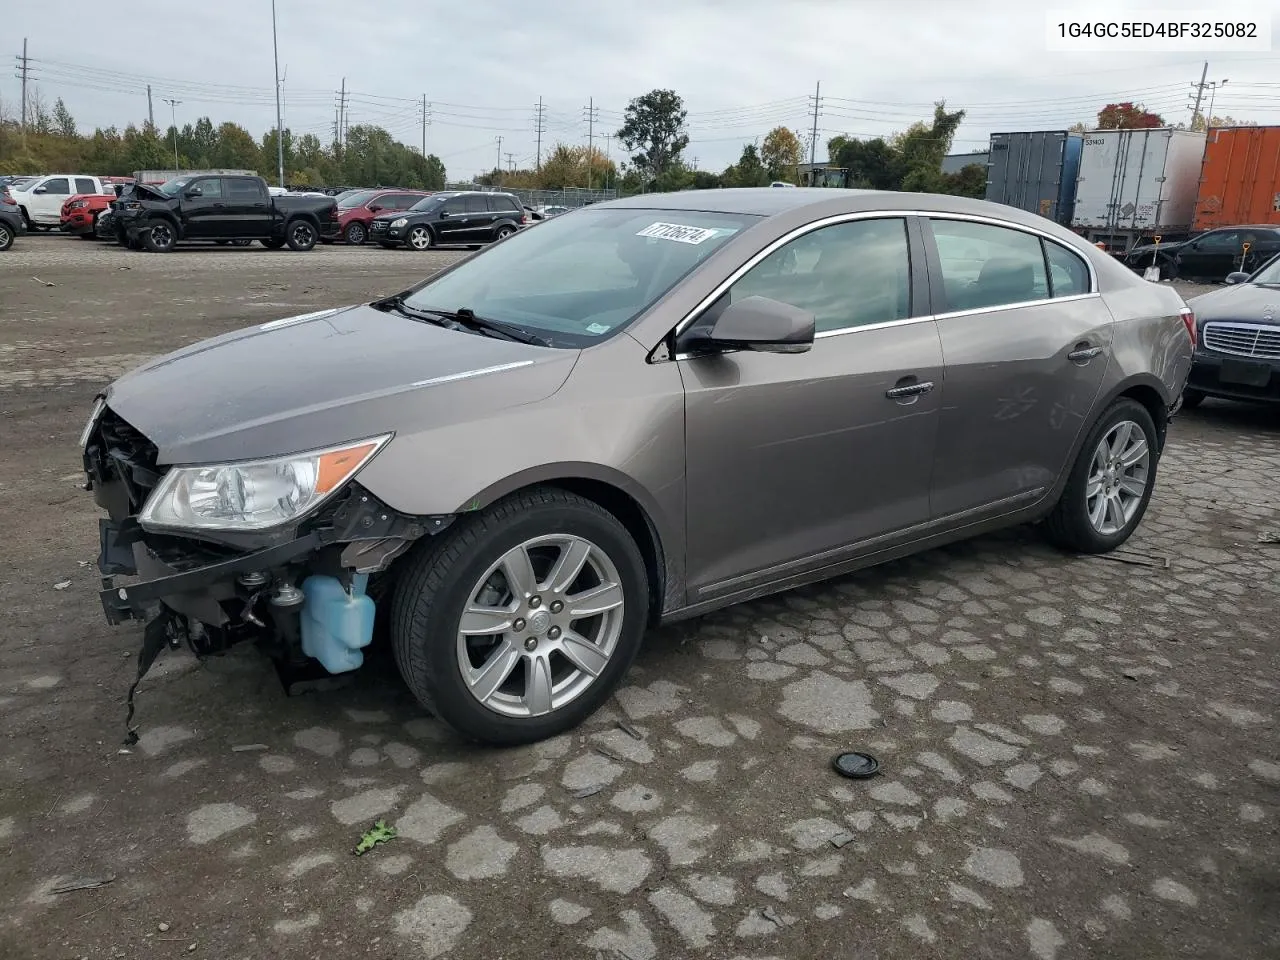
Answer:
[444, 183, 618, 209]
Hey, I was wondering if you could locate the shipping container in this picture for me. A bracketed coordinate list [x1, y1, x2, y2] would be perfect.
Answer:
[1194, 125, 1280, 231]
[1071, 127, 1206, 251]
[984, 131, 1082, 226]
[131, 168, 256, 182]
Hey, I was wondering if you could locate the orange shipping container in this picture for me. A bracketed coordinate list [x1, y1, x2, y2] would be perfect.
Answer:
[1193, 125, 1280, 231]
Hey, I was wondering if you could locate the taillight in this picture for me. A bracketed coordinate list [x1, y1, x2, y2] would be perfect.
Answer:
[1180, 307, 1197, 349]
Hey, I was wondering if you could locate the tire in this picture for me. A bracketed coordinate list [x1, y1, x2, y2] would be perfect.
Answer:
[1044, 398, 1160, 555]
[260, 237, 286, 249]
[126, 233, 144, 251]
[1180, 388, 1205, 410]
[0, 223, 12, 251]
[390, 488, 649, 746]
[407, 225, 433, 251]
[142, 220, 176, 253]
[286, 220, 318, 252]
[344, 221, 367, 245]
[494, 224, 516, 242]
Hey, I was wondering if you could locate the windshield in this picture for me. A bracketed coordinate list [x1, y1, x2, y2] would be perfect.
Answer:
[158, 177, 192, 196]
[403, 207, 759, 347]
[338, 189, 381, 209]
[408, 195, 445, 212]
[1248, 253, 1280, 285]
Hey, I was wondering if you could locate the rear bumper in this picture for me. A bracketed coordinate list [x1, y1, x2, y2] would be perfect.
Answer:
[0, 214, 25, 236]
[1187, 351, 1280, 403]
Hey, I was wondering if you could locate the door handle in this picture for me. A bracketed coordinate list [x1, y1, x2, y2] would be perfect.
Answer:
[885, 380, 935, 399]
[1068, 344, 1103, 363]
[212, 203, 227, 209]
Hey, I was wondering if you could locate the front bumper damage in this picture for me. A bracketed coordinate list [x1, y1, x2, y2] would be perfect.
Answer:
[84, 404, 454, 736]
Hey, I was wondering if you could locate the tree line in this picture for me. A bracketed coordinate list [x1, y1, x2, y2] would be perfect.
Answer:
[0, 94, 446, 189]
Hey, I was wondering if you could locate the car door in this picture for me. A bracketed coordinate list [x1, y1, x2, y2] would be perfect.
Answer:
[1177, 230, 1238, 280]
[435, 195, 469, 243]
[30, 177, 71, 222]
[458, 194, 492, 241]
[225, 177, 270, 235]
[178, 177, 229, 238]
[925, 217, 1112, 519]
[680, 215, 944, 598]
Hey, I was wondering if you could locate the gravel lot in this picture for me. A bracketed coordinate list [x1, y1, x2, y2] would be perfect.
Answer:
[1, 235, 1277, 960]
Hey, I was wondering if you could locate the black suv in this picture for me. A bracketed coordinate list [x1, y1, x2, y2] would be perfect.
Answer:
[370, 190, 526, 250]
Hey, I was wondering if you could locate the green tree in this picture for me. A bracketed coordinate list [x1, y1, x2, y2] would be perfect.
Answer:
[52, 98, 76, 139]
[617, 89, 689, 180]
[761, 126, 803, 183]
[828, 135, 902, 190]
[895, 101, 966, 193]
[940, 163, 987, 199]
[212, 122, 261, 169]
[724, 143, 767, 187]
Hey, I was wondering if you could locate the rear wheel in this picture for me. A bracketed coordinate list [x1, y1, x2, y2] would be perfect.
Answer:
[1044, 398, 1159, 554]
[1180, 388, 1205, 410]
[0, 223, 13, 251]
[391, 488, 649, 745]
[286, 220, 318, 251]
[494, 224, 516, 242]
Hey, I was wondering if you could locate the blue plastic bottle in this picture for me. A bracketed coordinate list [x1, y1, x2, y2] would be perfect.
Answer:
[299, 573, 376, 673]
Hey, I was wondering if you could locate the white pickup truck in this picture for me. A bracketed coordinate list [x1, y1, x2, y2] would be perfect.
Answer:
[9, 174, 112, 229]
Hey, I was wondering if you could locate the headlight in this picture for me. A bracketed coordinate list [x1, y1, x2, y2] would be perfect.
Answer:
[70, 199, 88, 209]
[390, 218, 408, 228]
[138, 434, 391, 532]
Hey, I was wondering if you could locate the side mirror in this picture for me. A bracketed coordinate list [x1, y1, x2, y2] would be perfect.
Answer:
[184, 188, 202, 199]
[682, 296, 816, 355]
[33, 186, 47, 194]
[368, 204, 383, 213]
[437, 210, 450, 218]
[1225, 271, 1250, 285]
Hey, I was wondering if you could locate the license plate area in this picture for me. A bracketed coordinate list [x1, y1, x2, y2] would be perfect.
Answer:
[1220, 358, 1272, 387]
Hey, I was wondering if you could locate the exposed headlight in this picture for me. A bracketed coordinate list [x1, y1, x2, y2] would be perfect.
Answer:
[390, 218, 408, 228]
[79, 397, 106, 449]
[139, 435, 391, 532]
[69, 199, 88, 209]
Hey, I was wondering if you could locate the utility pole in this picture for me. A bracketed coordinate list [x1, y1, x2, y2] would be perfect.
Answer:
[533, 97, 546, 170]
[1189, 61, 1209, 131]
[495, 136, 503, 184]
[603, 134, 612, 189]
[420, 94, 430, 156]
[583, 97, 599, 191]
[271, 0, 285, 187]
[146, 84, 154, 129]
[163, 98, 182, 171]
[505, 152, 515, 172]
[1206, 79, 1228, 128]
[18, 38, 29, 129]
[808, 81, 822, 186]
[335, 78, 348, 155]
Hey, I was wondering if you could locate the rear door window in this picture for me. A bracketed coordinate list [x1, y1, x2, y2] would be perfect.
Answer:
[75, 177, 97, 194]
[1043, 241, 1091, 297]
[464, 195, 488, 214]
[930, 219, 1049, 311]
[227, 178, 264, 200]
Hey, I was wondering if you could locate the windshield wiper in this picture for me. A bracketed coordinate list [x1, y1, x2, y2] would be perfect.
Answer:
[377, 298, 551, 346]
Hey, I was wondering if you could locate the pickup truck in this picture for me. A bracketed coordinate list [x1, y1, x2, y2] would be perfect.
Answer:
[112, 174, 340, 252]
[9, 174, 113, 229]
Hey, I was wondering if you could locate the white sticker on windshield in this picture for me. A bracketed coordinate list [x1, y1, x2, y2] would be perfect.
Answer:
[585, 323, 610, 335]
[636, 222, 721, 245]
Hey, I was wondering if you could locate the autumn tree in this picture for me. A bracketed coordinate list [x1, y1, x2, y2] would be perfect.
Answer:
[1189, 114, 1257, 132]
[761, 126, 803, 183]
[1096, 102, 1164, 129]
[617, 89, 689, 181]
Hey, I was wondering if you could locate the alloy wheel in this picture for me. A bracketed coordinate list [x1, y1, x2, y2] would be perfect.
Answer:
[151, 223, 173, 249]
[1086, 420, 1150, 536]
[346, 222, 365, 245]
[409, 226, 431, 250]
[455, 534, 625, 718]
[0, 225, 10, 249]
[292, 222, 315, 247]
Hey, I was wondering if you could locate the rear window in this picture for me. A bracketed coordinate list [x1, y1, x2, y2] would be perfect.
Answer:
[75, 178, 97, 194]
[488, 195, 521, 213]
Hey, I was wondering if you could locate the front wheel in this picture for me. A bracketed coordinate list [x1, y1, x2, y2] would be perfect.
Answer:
[286, 220, 317, 251]
[406, 225, 433, 251]
[142, 221, 176, 253]
[344, 221, 366, 245]
[390, 488, 649, 746]
[1044, 398, 1159, 554]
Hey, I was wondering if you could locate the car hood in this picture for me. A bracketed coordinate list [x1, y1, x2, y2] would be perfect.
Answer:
[104, 303, 579, 465]
[1188, 283, 1280, 323]
[1129, 240, 1188, 257]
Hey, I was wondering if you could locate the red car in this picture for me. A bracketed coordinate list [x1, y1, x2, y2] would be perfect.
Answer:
[334, 189, 432, 245]
[61, 180, 132, 238]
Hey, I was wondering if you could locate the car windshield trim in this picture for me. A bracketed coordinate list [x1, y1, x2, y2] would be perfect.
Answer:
[401, 207, 759, 348]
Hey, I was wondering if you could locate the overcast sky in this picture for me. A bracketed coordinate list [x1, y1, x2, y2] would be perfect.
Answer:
[5, 0, 1278, 179]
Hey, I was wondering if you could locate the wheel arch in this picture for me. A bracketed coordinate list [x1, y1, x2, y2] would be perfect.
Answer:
[456, 465, 677, 625]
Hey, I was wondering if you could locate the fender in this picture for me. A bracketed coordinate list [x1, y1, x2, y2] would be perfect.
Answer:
[456, 461, 682, 617]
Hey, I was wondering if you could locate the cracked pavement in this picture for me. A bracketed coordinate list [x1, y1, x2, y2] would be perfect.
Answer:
[1, 237, 1277, 960]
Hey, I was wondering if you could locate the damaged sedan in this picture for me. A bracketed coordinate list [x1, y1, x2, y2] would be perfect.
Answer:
[85, 188, 1192, 746]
